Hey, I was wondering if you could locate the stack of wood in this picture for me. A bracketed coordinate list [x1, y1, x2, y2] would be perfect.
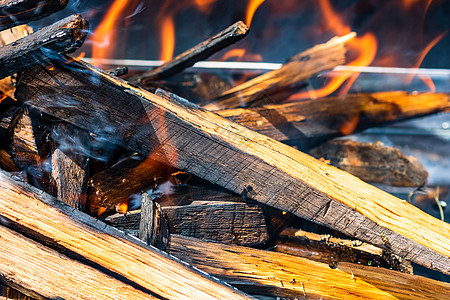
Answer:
[0, 1, 449, 299]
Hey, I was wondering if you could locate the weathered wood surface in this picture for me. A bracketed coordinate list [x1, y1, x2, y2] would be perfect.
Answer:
[0, 224, 156, 300]
[276, 228, 412, 273]
[215, 91, 450, 148]
[0, 283, 34, 300]
[170, 235, 450, 299]
[0, 0, 68, 31]
[0, 14, 88, 80]
[138, 21, 248, 83]
[139, 193, 170, 250]
[310, 139, 428, 187]
[15, 58, 450, 274]
[87, 153, 171, 216]
[109, 201, 271, 246]
[0, 170, 253, 299]
[50, 123, 89, 210]
[203, 34, 353, 110]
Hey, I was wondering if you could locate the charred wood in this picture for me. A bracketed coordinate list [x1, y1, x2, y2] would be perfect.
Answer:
[0, 0, 68, 31]
[0, 169, 252, 299]
[203, 34, 353, 110]
[0, 14, 88, 80]
[215, 91, 450, 149]
[309, 139, 428, 187]
[139, 193, 170, 250]
[170, 235, 450, 299]
[138, 21, 248, 83]
[16, 58, 450, 274]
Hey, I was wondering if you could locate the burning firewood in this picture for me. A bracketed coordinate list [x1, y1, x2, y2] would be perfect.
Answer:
[203, 33, 354, 110]
[0, 0, 68, 31]
[138, 21, 249, 83]
[139, 193, 170, 250]
[170, 235, 450, 299]
[275, 228, 412, 273]
[0, 14, 88, 80]
[16, 58, 450, 274]
[309, 139, 429, 187]
[0, 170, 252, 299]
[214, 91, 450, 148]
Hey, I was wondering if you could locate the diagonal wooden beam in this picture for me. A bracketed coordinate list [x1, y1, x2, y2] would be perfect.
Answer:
[15, 58, 450, 274]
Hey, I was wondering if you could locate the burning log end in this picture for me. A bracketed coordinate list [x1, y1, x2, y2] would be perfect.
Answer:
[0, 0, 69, 31]
[0, 14, 89, 80]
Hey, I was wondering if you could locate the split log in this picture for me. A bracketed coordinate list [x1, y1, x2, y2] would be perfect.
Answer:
[109, 201, 271, 246]
[0, 14, 88, 80]
[50, 123, 90, 210]
[275, 228, 413, 273]
[0, 0, 68, 31]
[139, 193, 170, 250]
[0, 283, 35, 300]
[310, 139, 428, 187]
[203, 33, 353, 110]
[15, 58, 450, 274]
[215, 91, 450, 148]
[0, 224, 157, 300]
[170, 235, 450, 299]
[138, 21, 248, 83]
[87, 153, 172, 216]
[0, 170, 252, 299]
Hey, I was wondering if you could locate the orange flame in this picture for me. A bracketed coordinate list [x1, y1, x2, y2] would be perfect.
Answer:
[160, 16, 176, 61]
[194, 0, 217, 14]
[91, 0, 138, 66]
[245, 0, 265, 27]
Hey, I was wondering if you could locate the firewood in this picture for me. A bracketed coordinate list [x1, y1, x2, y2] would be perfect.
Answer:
[275, 228, 413, 273]
[16, 58, 450, 274]
[309, 139, 428, 187]
[109, 201, 271, 246]
[215, 91, 450, 148]
[50, 123, 89, 210]
[0, 149, 18, 171]
[0, 224, 158, 300]
[0, 170, 252, 299]
[139, 193, 170, 250]
[0, 14, 88, 80]
[203, 33, 353, 110]
[0, 0, 68, 31]
[1, 283, 36, 300]
[170, 235, 450, 299]
[138, 21, 248, 83]
[87, 153, 172, 216]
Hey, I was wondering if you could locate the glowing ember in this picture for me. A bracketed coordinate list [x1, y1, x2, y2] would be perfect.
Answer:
[245, 0, 265, 27]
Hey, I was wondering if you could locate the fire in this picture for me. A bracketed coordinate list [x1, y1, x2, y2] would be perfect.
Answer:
[245, 0, 265, 27]
[194, 0, 217, 14]
[160, 16, 176, 62]
[91, 0, 139, 66]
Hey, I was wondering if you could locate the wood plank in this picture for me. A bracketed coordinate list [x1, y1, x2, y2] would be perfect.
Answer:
[170, 235, 450, 299]
[0, 224, 157, 300]
[215, 91, 450, 148]
[138, 21, 248, 83]
[309, 139, 428, 187]
[15, 58, 450, 274]
[203, 34, 353, 110]
[0, 0, 68, 31]
[0, 170, 253, 300]
[139, 193, 170, 250]
[0, 14, 88, 80]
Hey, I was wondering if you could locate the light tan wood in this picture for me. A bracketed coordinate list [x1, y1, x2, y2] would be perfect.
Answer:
[0, 224, 156, 300]
[16, 59, 450, 274]
[0, 170, 252, 300]
[203, 34, 353, 110]
[170, 235, 450, 299]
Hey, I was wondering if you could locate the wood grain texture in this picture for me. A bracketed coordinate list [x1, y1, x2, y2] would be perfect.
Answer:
[0, 0, 68, 31]
[0, 14, 88, 80]
[203, 34, 351, 110]
[0, 283, 34, 300]
[310, 139, 428, 187]
[0, 224, 156, 300]
[170, 235, 450, 299]
[15, 59, 450, 274]
[215, 91, 450, 148]
[0, 170, 253, 300]
[138, 21, 248, 83]
[139, 193, 170, 250]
